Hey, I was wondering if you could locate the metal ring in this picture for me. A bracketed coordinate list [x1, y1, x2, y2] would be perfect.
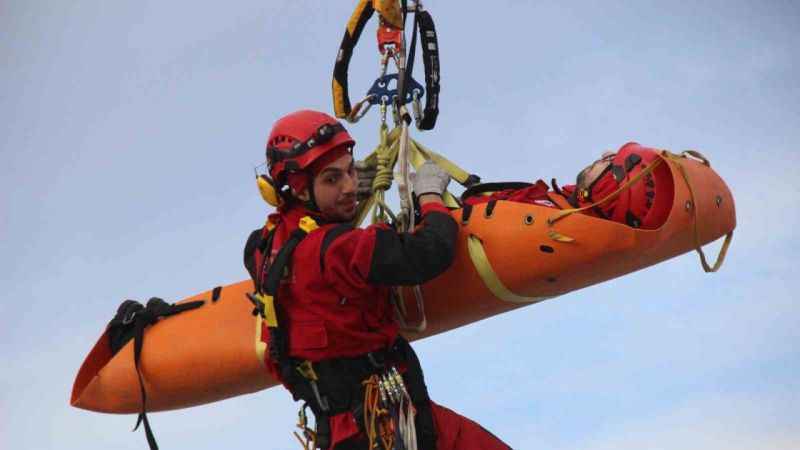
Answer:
[523, 213, 535, 225]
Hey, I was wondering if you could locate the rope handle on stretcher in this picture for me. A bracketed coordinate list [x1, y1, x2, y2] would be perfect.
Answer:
[665, 151, 732, 273]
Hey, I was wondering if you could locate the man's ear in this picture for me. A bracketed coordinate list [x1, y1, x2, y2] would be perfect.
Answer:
[293, 187, 311, 202]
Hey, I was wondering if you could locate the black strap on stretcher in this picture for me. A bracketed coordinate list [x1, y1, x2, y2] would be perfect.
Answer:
[107, 297, 205, 450]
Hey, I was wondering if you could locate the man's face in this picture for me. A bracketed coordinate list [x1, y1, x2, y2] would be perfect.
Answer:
[310, 152, 357, 222]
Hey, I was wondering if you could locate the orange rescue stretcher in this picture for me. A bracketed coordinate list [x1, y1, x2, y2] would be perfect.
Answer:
[71, 146, 735, 414]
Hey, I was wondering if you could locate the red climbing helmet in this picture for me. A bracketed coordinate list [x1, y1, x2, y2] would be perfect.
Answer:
[266, 110, 355, 186]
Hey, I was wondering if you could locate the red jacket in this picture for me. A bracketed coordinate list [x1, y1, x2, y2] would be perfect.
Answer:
[244, 201, 457, 371]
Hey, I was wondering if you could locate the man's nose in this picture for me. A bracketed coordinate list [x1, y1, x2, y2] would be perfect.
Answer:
[342, 172, 357, 194]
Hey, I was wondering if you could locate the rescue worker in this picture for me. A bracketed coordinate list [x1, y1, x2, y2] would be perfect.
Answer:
[244, 110, 512, 450]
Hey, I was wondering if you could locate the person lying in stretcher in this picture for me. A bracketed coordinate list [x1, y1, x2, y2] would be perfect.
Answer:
[453, 142, 673, 230]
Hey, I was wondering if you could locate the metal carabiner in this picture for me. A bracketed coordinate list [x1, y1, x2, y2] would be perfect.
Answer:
[346, 94, 376, 123]
[379, 99, 388, 125]
[390, 367, 409, 398]
[411, 89, 424, 129]
[379, 51, 391, 78]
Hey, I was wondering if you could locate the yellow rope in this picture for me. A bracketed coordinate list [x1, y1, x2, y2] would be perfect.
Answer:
[662, 151, 733, 272]
[372, 124, 397, 193]
[353, 124, 470, 227]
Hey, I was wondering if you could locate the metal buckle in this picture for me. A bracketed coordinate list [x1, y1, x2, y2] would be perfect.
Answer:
[121, 311, 137, 325]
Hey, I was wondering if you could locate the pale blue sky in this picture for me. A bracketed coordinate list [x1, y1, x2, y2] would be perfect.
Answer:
[2, 1, 798, 449]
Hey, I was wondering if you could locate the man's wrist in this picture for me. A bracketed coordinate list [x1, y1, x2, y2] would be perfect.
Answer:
[418, 193, 443, 206]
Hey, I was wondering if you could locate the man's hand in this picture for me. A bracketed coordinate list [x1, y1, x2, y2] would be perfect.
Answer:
[355, 159, 377, 200]
[412, 160, 451, 198]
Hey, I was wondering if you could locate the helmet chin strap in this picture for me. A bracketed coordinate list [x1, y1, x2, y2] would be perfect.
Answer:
[293, 173, 328, 221]
[304, 185, 320, 214]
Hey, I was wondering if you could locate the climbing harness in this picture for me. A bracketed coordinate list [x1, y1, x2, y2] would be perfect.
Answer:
[249, 216, 319, 365]
[249, 213, 435, 449]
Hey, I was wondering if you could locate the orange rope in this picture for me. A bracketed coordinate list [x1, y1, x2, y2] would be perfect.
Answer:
[363, 375, 395, 450]
[292, 404, 316, 450]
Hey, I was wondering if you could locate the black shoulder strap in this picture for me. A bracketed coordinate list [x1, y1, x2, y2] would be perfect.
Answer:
[254, 226, 278, 293]
[243, 228, 262, 283]
[319, 223, 355, 272]
[264, 228, 307, 296]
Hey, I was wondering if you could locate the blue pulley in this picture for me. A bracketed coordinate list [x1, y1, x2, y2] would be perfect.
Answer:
[366, 74, 425, 106]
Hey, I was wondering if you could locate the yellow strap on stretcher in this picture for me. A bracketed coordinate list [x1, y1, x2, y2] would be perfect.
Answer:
[467, 235, 553, 304]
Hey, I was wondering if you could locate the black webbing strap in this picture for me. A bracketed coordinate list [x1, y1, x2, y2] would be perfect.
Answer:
[396, 0, 414, 118]
[485, 199, 498, 218]
[461, 203, 473, 224]
[405, 3, 419, 78]
[128, 297, 205, 450]
[460, 181, 534, 202]
[254, 226, 278, 297]
[319, 223, 354, 271]
[262, 228, 308, 364]
[398, 4, 440, 130]
[416, 9, 440, 130]
[264, 229, 307, 296]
